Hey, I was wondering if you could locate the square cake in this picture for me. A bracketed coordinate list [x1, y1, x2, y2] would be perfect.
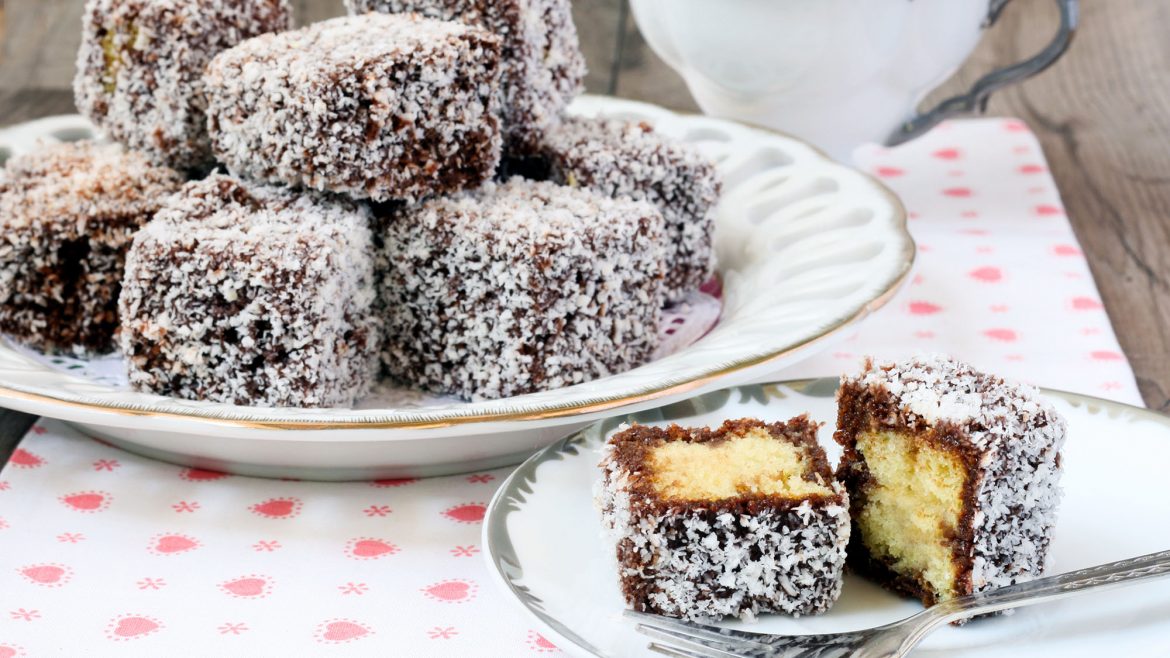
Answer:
[74, 0, 292, 169]
[0, 141, 183, 354]
[344, 0, 586, 150]
[597, 418, 850, 620]
[204, 13, 503, 202]
[539, 117, 720, 303]
[376, 178, 666, 400]
[835, 356, 1066, 608]
[119, 173, 379, 407]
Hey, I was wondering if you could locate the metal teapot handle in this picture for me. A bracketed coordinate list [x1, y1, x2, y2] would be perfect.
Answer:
[884, 0, 1079, 147]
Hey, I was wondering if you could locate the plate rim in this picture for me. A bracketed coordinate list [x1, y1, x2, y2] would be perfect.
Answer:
[0, 97, 913, 431]
[480, 378, 1166, 657]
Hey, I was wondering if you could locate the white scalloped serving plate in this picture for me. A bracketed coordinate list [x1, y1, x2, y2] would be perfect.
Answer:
[484, 380, 1170, 658]
[0, 96, 912, 479]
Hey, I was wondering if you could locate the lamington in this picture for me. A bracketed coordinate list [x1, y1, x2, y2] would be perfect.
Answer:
[119, 174, 379, 407]
[539, 117, 721, 303]
[376, 178, 666, 400]
[597, 418, 850, 620]
[204, 13, 503, 202]
[74, 0, 292, 169]
[0, 141, 183, 354]
[835, 356, 1066, 609]
[344, 0, 586, 150]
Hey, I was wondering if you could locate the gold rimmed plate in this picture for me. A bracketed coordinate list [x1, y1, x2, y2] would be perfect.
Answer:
[0, 97, 912, 479]
[483, 379, 1170, 657]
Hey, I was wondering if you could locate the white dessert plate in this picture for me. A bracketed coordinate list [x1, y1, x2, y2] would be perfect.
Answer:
[0, 96, 912, 480]
[483, 379, 1170, 657]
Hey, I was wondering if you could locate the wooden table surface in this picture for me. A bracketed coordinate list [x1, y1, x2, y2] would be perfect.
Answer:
[0, 0, 1165, 462]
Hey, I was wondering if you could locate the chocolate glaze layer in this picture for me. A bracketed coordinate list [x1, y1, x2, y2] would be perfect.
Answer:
[597, 417, 850, 621]
[0, 141, 183, 354]
[834, 356, 1066, 614]
[120, 174, 379, 407]
[345, 0, 585, 152]
[205, 13, 503, 202]
[539, 117, 721, 304]
[74, 0, 292, 170]
[375, 178, 666, 401]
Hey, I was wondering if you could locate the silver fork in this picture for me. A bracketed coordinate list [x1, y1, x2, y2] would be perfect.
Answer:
[627, 548, 1170, 658]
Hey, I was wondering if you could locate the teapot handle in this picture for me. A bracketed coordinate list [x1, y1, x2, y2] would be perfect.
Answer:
[884, 0, 1079, 147]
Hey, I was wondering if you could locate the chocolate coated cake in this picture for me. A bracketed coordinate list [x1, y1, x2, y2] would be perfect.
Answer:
[597, 418, 850, 621]
[376, 178, 666, 401]
[119, 174, 379, 407]
[344, 0, 585, 150]
[0, 141, 183, 354]
[205, 13, 503, 203]
[74, 0, 292, 169]
[539, 117, 720, 303]
[835, 356, 1066, 610]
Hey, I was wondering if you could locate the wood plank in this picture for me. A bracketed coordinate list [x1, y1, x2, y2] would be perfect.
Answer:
[0, 409, 37, 467]
[0, 88, 75, 127]
[0, 0, 81, 90]
[939, 0, 1170, 411]
[612, 11, 697, 111]
[294, 0, 343, 25]
[571, 0, 623, 95]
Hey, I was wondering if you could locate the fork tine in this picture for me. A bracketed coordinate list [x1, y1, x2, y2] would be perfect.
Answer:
[623, 610, 771, 646]
[648, 641, 729, 658]
[634, 623, 754, 658]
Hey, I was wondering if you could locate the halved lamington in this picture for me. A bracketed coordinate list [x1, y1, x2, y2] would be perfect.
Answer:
[539, 117, 720, 303]
[0, 141, 183, 354]
[835, 356, 1066, 608]
[345, 0, 585, 150]
[204, 13, 502, 202]
[120, 174, 379, 407]
[376, 178, 666, 400]
[597, 418, 850, 621]
[74, 0, 292, 169]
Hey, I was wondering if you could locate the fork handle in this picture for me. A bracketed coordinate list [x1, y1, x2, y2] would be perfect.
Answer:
[891, 549, 1170, 655]
[903, 548, 1170, 642]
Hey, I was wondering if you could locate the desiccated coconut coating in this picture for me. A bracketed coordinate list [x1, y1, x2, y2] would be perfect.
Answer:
[344, 0, 585, 151]
[541, 117, 720, 304]
[73, 0, 293, 170]
[376, 178, 667, 401]
[0, 141, 183, 355]
[119, 174, 379, 408]
[597, 418, 850, 621]
[204, 13, 503, 203]
[835, 355, 1066, 610]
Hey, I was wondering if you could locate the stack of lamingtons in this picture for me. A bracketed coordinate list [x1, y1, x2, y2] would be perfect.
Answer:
[0, 0, 723, 407]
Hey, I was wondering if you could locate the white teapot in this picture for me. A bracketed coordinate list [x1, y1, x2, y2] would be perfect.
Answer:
[629, 0, 1078, 160]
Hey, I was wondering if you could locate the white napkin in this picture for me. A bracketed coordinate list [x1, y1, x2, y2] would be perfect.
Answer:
[780, 118, 1142, 407]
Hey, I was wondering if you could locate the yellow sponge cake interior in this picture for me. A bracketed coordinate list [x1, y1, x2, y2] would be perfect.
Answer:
[854, 430, 968, 600]
[835, 356, 1067, 612]
[597, 416, 852, 620]
[649, 426, 834, 501]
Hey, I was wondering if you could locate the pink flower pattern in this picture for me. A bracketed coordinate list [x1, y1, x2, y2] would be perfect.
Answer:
[252, 540, 281, 552]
